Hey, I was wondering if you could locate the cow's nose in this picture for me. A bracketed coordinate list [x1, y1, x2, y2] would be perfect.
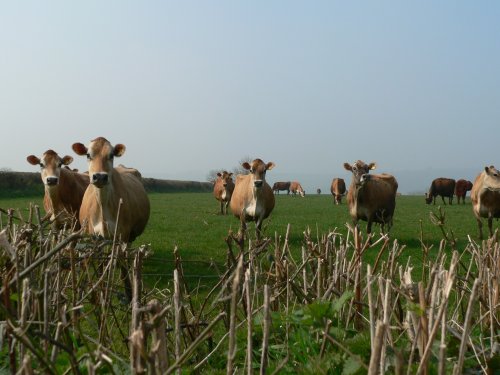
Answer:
[92, 173, 108, 186]
[254, 180, 263, 188]
[360, 174, 371, 184]
[46, 177, 58, 186]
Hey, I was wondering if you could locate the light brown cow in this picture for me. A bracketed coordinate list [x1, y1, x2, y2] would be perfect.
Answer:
[455, 179, 473, 204]
[213, 171, 235, 215]
[72, 137, 150, 243]
[27, 150, 89, 229]
[330, 178, 346, 205]
[470, 166, 500, 239]
[290, 181, 305, 197]
[344, 160, 398, 236]
[230, 159, 275, 241]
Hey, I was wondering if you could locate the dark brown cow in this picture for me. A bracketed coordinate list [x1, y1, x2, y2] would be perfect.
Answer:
[344, 160, 398, 236]
[213, 171, 235, 214]
[425, 178, 456, 205]
[27, 150, 89, 229]
[455, 179, 473, 204]
[290, 181, 305, 197]
[471, 166, 500, 239]
[330, 178, 346, 205]
[272, 181, 291, 195]
[230, 159, 275, 241]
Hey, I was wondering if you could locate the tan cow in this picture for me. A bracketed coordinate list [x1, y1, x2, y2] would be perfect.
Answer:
[230, 159, 275, 241]
[344, 160, 398, 236]
[213, 171, 235, 215]
[71, 137, 150, 243]
[290, 181, 305, 197]
[470, 166, 500, 239]
[27, 150, 89, 229]
[330, 178, 346, 205]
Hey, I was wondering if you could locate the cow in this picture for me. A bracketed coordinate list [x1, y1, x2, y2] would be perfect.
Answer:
[344, 160, 398, 237]
[317, 188, 322, 194]
[272, 181, 291, 195]
[330, 178, 346, 205]
[425, 178, 456, 205]
[27, 150, 89, 229]
[455, 179, 473, 204]
[230, 159, 275, 242]
[213, 171, 235, 215]
[71, 137, 150, 242]
[290, 181, 305, 197]
[470, 166, 500, 240]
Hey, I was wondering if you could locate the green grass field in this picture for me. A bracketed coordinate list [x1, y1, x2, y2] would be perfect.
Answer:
[0, 192, 485, 289]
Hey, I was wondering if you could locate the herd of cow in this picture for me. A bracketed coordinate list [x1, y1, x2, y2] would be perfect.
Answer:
[26, 138, 500, 253]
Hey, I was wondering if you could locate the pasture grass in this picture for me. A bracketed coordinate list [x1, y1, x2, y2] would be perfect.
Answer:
[0, 192, 483, 289]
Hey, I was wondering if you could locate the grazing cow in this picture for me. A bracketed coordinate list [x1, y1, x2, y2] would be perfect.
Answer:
[272, 181, 291, 195]
[27, 150, 89, 229]
[330, 178, 346, 205]
[213, 171, 235, 215]
[317, 188, 322, 195]
[455, 179, 473, 204]
[344, 160, 398, 236]
[230, 159, 275, 241]
[71, 137, 150, 243]
[425, 178, 456, 205]
[290, 181, 305, 197]
[470, 166, 500, 239]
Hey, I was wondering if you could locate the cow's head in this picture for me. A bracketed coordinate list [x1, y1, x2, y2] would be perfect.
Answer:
[344, 160, 376, 186]
[242, 159, 275, 188]
[27, 150, 74, 187]
[217, 171, 233, 187]
[484, 165, 500, 191]
[72, 137, 126, 188]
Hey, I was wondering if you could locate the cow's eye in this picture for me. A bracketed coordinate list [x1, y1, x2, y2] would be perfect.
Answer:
[39, 163, 44, 169]
[86, 153, 92, 160]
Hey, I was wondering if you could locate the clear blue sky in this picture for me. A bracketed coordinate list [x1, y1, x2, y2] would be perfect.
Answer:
[1, 1, 499, 193]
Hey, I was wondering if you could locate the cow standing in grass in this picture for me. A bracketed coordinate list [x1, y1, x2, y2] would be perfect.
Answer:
[344, 160, 398, 237]
[230, 159, 275, 242]
[213, 171, 234, 215]
[272, 181, 290, 195]
[330, 178, 346, 205]
[471, 166, 500, 239]
[425, 178, 456, 205]
[27, 150, 89, 229]
[455, 179, 473, 204]
[290, 181, 305, 197]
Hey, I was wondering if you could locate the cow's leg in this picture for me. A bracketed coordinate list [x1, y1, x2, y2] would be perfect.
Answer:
[220, 201, 224, 215]
[488, 215, 494, 238]
[477, 218, 484, 240]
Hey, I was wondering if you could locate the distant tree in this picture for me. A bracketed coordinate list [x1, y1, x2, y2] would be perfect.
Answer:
[0, 167, 12, 172]
[206, 169, 221, 184]
[232, 156, 253, 176]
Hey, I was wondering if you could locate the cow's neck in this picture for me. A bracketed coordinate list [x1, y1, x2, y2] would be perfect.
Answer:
[45, 185, 62, 216]
[91, 175, 120, 238]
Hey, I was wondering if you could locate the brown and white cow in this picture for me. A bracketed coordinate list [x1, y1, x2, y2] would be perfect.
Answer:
[230, 159, 275, 241]
[330, 178, 346, 205]
[213, 171, 235, 215]
[455, 179, 473, 204]
[344, 160, 398, 236]
[27, 150, 89, 229]
[470, 166, 500, 239]
[272, 181, 291, 195]
[71, 137, 150, 243]
[425, 178, 456, 205]
[290, 181, 305, 197]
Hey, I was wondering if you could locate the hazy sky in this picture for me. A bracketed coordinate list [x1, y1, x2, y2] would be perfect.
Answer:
[1, 1, 499, 193]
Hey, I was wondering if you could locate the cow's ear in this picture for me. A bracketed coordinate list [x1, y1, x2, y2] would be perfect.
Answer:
[228, 173, 233, 177]
[113, 144, 126, 157]
[343, 163, 352, 171]
[217, 172, 222, 177]
[369, 163, 377, 170]
[72, 143, 88, 156]
[62, 156, 73, 166]
[27, 155, 40, 165]
[242, 162, 251, 170]
[266, 162, 275, 170]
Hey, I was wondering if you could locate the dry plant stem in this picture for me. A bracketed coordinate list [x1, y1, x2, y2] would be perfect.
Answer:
[174, 269, 181, 375]
[260, 285, 270, 375]
[453, 277, 481, 375]
[245, 269, 253, 375]
[227, 256, 243, 374]
[368, 320, 386, 375]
